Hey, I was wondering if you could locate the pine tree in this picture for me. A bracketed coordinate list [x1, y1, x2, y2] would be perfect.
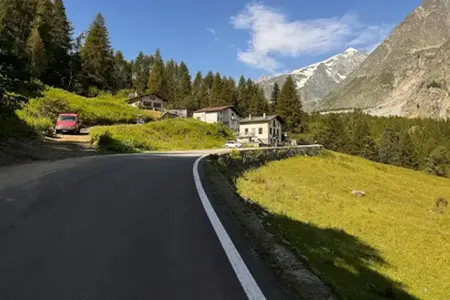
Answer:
[379, 128, 402, 166]
[219, 76, 235, 106]
[46, 0, 72, 87]
[323, 114, 350, 152]
[236, 76, 249, 116]
[192, 71, 205, 109]
[34, 0, 53, 81]
[27, 25, 46, 78]
[270, 82, 280, 114]
[210, 72, 223, 106]
[132, 52, 152, 94]
[360, 135, 379, 161]
[176, 61, 191, 105]
[425, 146, 449, 177]
[80, 13, 113, 93]
[0, 0, 36, 93]
[164, 59, 178, 104]
[349, 116, 372, 155]
[399, 131, 419, 169]
[112, 50, 132, 92]
[147, 48, 167, 98]
[203, 71, 214, 90]
[277, 75, 304, 132]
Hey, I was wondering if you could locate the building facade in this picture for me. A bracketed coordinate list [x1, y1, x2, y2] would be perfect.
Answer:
[238, 114, 283, 145]
[129, 93, 167, 111]
[193, 106, 241, 131]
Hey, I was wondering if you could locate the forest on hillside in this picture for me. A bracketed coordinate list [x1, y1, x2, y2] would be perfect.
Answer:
[1, 0, 449, 177]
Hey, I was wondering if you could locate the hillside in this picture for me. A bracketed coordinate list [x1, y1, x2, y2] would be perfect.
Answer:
[237, 151, 450, 300]
[90, 119, 234, 152]
[258, 48, 368, 111]
[320, 0, 450, 119]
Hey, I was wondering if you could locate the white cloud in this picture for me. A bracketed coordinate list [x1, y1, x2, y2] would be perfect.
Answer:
[231, 3, 393, 72]
[206, 28, 216, 35]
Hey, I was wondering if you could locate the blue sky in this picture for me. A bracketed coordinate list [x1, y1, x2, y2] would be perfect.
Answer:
[64, 0, 422, 80]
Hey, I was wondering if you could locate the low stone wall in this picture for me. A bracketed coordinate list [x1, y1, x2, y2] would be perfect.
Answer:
[211, 145, 323, 183]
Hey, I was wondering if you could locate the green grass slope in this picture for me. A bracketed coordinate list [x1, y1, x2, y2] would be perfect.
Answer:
[17, 87, 159, 133]
[90, 118, 234, 152]
[237, 151, 450, 300]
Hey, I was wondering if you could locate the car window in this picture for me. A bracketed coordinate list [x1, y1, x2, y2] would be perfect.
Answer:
[58, 116, 76, 121]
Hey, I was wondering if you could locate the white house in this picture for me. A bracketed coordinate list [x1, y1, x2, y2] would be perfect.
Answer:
[238, 114, 283, 145]
[128, 93, 167, 111]
[193, 106, 242, 131]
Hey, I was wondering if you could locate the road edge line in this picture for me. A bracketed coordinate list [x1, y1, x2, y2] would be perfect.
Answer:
[193, 155, 266, 300]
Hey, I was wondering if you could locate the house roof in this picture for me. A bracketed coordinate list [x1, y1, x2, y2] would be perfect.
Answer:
[240, 115, 284, 124]
[128, 93, 168, 104]
[194, 105, 242, 117]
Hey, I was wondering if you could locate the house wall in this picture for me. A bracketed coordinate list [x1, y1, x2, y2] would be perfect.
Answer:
[193, 112, 218, 123]
[222, 108, 240, 131]
[140, 95, 166, 111]
[239, 118, 283, 145]
[239, 122, 270, 144]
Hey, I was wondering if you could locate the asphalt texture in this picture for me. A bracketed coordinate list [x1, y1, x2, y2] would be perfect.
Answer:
[0, 154, 290, 300]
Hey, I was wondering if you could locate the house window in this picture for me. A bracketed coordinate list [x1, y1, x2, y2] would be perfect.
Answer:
[270, 128, 272, 135]
[153, 102, 162, 108]
[245, 128, 248, 135]
[258, 128, 263, 135]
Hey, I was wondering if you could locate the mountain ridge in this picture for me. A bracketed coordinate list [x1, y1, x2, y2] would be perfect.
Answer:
[319, 0, 450, 119]
[257, 48, 368, 111]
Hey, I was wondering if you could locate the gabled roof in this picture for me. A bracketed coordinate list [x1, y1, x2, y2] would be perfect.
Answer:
[194, 105, 242, 117]
[128, 93, 168, 104]
[240, 115, 284, 124]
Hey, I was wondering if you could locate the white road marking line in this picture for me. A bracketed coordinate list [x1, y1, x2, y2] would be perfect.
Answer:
[193, 155, 266, 300]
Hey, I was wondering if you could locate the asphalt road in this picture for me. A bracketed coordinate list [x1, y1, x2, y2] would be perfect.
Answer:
[0, 154, 290, 300]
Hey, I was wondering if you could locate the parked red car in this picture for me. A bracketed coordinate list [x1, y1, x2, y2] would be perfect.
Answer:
[55, 113, 81, 134]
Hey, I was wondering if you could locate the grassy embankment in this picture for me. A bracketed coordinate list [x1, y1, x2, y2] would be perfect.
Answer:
[90, 118, 234, 152]
[237, 151, 450, 300]
[14, 87, 159, 135]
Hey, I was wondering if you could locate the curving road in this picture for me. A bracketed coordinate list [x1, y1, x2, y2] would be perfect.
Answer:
[0, 153, 291, 300]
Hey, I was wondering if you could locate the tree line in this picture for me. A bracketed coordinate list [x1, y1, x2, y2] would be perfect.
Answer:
[0, 0, 305, 131]
[304, 111, 450, 177]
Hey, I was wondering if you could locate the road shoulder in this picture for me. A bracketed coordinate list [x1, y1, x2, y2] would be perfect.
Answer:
[199, 156, 338, 300]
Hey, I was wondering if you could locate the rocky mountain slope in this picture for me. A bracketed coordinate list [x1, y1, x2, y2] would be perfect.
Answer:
[320, 0, 450, 119]
[258, 48, 368, 111]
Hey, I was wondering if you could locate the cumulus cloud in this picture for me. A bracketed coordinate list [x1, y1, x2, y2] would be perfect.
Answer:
[231, 3, 393, 72]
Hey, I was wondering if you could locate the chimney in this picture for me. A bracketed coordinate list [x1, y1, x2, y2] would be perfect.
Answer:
[263, 113, 266, 119]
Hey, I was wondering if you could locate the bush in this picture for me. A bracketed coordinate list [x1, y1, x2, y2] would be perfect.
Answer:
[90, 119, 234, 152]
[18, 87, 158, 127]
[15, 110, 53, 134]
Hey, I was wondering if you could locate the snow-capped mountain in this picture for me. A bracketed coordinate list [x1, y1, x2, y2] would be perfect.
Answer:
[258, 48, 368, 111]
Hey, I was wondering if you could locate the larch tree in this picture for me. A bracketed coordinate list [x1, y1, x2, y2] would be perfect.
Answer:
[270, 82, 280, 114]
[132, 52, 152, 94]
[112, 50, 132, 92]
[379, 128, 402, 166]
[27, 25, 46, 78]
[210, 72, 223, 106]
[80, 13, 113, 93]
[176, 61, 192, 105]
[46, 0, 72, 87]
[0, 0, 36, 93]
[147, 48, 167, 98]
[276, 75, 304, 132]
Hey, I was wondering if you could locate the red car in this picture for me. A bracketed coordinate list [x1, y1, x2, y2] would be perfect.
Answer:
[55, 113, 81, 134]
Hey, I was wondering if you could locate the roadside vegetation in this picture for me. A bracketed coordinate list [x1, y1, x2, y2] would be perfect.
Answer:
[90, 119, 233, 152]
[15, 87, 159, 134]
[236, 151, 450, 300]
